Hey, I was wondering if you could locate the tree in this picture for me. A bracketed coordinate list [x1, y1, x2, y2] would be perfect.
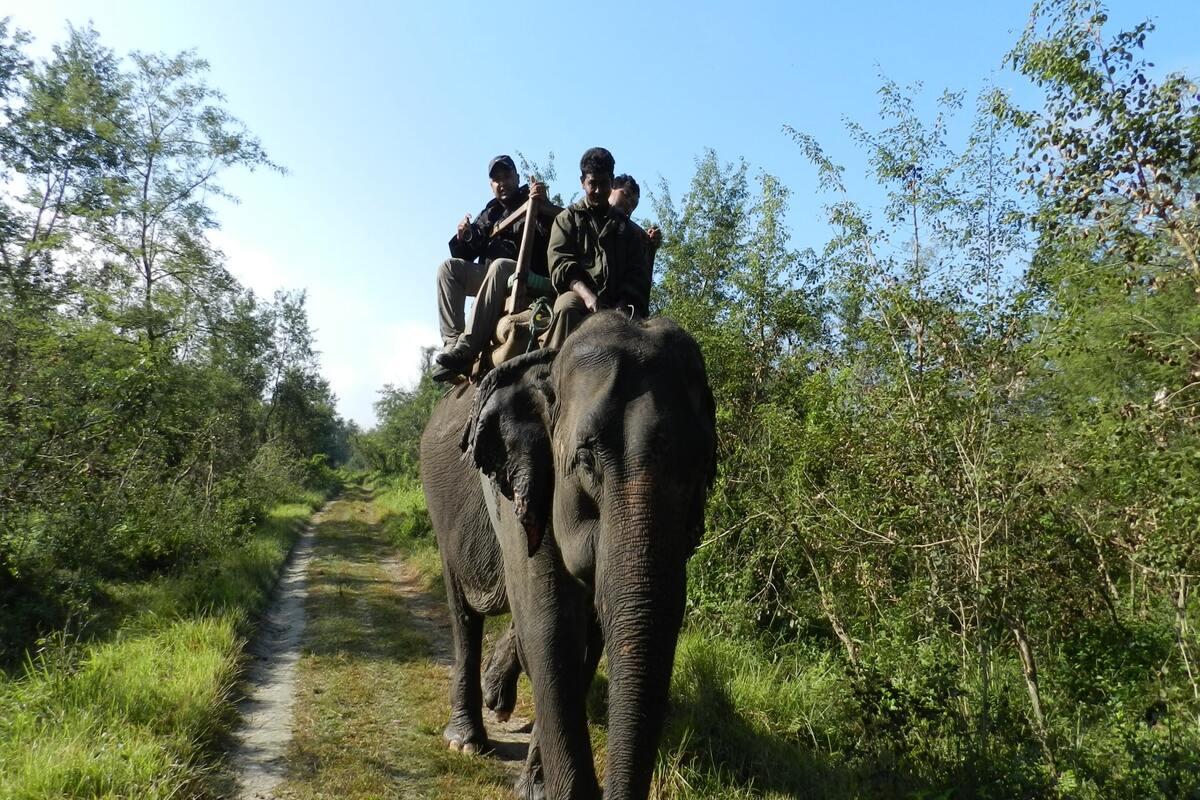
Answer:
[1002, 0, 1200, 732]
[0, 26, 321, 661]
[0, 23, 120, 309]
[85, 48, 280, 348]
[357, 348, 442, 476]
[1004, 0, 1200, 278]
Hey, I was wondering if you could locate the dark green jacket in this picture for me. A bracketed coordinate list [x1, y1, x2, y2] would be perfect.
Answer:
[548, 200, 650, 317]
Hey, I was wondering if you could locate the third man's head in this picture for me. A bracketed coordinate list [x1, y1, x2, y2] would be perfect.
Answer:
[609, 174, 640, 216]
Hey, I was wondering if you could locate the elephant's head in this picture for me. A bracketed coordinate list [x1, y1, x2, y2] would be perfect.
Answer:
[464, 310, 716, 799]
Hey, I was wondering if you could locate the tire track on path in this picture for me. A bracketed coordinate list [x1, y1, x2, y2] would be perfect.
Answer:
[230, 507, 325, 800]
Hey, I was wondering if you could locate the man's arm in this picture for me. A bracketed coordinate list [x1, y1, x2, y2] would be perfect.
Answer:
[448, 204, 491, 260]
[548, 209, 592, 295]
[615, 226, 652, 317]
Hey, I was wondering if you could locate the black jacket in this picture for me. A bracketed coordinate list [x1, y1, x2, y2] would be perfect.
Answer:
[448, 185, 550, 275]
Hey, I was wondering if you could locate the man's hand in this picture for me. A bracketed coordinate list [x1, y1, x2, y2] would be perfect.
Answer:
[456, 214, 473, 241]
[529, 178, 548, 202]
[571, 280, 599, 313]
[646, 225, 663, 251]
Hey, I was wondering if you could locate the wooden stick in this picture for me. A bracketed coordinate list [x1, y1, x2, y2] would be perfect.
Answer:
[491, 198, 563, 239]
[505, 196, 539, 314]
[491, 199, 530, 239]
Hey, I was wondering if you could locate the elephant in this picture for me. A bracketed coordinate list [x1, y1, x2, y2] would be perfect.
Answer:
[419, 310, 716, 800]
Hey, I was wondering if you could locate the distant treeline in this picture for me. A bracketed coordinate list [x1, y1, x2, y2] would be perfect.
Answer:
[0, 22, 353, 658]
[369, 2, 1200, 796]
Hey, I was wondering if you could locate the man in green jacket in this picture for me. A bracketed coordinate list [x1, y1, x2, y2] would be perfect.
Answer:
[544, 147, 650, 349]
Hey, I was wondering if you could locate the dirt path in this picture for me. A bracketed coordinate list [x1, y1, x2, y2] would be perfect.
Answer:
[229, 509, 324, 799]
[226, 484, 530, 800]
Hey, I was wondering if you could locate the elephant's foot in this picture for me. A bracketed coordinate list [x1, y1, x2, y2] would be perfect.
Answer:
[442, 716, 488, 755]
[482, 666, 518, 723]
[514, 762, 546, 800]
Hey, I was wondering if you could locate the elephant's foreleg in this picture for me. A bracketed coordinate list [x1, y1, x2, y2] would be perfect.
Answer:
[515, 721, 546, 800]
[506, 550, 599, 799]
[442, 571, 488, 753]
[516, 614, 601, 799]
[514, 633, 544, 800]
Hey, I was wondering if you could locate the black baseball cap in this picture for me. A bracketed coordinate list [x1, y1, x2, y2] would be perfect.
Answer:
[488, 154, 517, 177]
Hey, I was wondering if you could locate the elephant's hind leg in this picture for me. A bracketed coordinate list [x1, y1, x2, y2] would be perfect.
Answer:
[482, 621, 521, 722]
[442, 570, 488, 753]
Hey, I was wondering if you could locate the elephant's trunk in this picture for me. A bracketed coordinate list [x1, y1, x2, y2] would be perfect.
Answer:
[596, 476, 688, 800]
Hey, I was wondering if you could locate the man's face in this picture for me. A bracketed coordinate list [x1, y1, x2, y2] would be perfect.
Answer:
[609, 186, 639, 216]
[581, 172, 613, 210]
[490, 166, 519, 203]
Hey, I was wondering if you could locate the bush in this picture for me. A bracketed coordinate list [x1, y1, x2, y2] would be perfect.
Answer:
[242, 440, 308, 514]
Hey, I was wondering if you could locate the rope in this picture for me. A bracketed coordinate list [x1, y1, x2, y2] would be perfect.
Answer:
[526, 297, 553, 353]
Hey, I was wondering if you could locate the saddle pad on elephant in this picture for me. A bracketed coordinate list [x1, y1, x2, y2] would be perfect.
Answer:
[489, 302, 552, 369]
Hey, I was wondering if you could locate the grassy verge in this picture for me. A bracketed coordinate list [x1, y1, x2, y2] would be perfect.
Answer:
[373, 473, 442, 590]
[650, 633, 865, 799]
[0, 494, 322, 799]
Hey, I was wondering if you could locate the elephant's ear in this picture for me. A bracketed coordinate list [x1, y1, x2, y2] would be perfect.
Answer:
[462, 349, 558, 556]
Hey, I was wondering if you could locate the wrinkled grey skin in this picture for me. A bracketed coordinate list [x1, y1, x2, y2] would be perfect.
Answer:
[420, 311, 716, 800]
[482, 621, 521, 720]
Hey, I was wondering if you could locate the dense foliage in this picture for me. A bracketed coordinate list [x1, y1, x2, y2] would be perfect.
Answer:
[0, 23, 351, 661]
[643, 3, 1199, 796]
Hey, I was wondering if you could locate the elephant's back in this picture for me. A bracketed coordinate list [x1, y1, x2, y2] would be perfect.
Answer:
[421, 382, 475, 460]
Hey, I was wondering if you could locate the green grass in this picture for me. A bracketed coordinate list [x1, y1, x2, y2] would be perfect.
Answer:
[372, 473, 442, 590]
[649, 631, 866, 799]
[0, 499, 318, 799]
[278, 481, 524, 800]
[371, 472, 516, 644]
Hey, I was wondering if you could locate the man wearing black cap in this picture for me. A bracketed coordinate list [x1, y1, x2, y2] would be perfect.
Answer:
[433, 155, 547, 380]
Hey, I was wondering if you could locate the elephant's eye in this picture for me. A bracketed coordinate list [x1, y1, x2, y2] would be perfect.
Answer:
[573, 446, 601, 485]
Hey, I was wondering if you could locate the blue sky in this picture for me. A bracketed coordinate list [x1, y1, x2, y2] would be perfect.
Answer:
[9, 1, 1199, 426]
